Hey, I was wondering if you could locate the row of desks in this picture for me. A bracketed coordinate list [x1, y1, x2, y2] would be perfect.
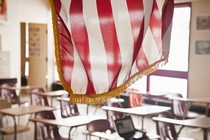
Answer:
[30, 114, 106, 140]
[0, 103, 170, 140]
[0, 105, 56, 140]
[0, 85, 68, 106]
[127, 89, 210, 115]
[170, 97, 210, 116]
[1, 100, 210, 140]
[1, 86, 210, 140]
[0, 86, 69, 140]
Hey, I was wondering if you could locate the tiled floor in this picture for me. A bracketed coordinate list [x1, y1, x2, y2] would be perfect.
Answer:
[1, 94, 209, 140]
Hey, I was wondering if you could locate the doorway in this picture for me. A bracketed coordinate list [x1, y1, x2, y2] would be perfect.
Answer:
[20, 22, 48, 89]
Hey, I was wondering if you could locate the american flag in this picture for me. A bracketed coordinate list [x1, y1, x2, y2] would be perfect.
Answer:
[50, 0, 174, 104]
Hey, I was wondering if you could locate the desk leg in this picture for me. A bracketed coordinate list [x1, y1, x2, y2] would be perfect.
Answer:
[87, 104, 89, 114]
[68, 127, 74, 140]
[141, 116, 144, 130]
[12, 116, 17, 140]
[51, 97, 53, 107]
[203, 128, 207, 140]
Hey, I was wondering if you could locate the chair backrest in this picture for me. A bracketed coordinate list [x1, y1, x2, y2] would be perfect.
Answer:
[105, 101, 126, 129]
[34, 110, 62, 140]
[30, 87, 49, 106]
[59, 94, 80, 118]
[87, 119, 114, 133]
[155, 112, 177, 140]
[31, 87, 45, 93]
[171, 93, 189, 119]
[0, 83, 20, 105]
[128, 89, 144, 107]
[107, 101, 125, 119]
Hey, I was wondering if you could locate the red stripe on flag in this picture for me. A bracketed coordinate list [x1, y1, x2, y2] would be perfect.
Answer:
[150, 0, 162, 52]
[126, 0, 144, 62]
[53, 0, 61, 13]
[96, 0, 122, 89]
[136, 47, 149, 70]
[70, 0, 96, 94]
[126, 0, 148, 70]
[162, 0, 174, 37]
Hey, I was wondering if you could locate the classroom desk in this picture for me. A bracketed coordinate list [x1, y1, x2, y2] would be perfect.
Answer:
[126, 90, 173, 97]
[57, 97, 124, 115]
[170, 97, 210, 116]
[29, 115, 106, 140]
[89, 131, 160, 140]
[89, 132, 123, 140]
[32, 90, 68, 106]
[125, 90, 177, 105]
[152, 116, 210, 140]
[0, 85, 39, 104]
[102, 105, 171, 130]
[0, 85, 34, 91]
[0, 105, 56, 140]
[0, 85, 40, 95]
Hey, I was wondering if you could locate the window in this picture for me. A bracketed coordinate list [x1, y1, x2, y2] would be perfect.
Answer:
[129, 76, 147, 93]
[160, 6, 190, 72]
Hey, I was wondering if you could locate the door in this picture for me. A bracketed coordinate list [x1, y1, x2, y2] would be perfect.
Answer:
[28, 23, 47, 88]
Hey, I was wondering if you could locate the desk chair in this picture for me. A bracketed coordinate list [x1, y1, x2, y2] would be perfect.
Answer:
[30, 87, 49, 106]
[127, 88, 144, 107]
[34, 110, 68, 140]
[57, 94, 80, 138]
[0, 99, 30, 140]
[106, 101, 126, 129]
[85, 119, 115, 140]
[171, 93, 204, 120]
[153, 112, 194, 140]
[0, 83, 28, 106]
[128, 89, 146, 130]
[59, 94, 80, 118]
[171, 93, 205, 135]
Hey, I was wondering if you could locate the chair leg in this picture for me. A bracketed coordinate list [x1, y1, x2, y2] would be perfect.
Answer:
[177, 126, 185, 136]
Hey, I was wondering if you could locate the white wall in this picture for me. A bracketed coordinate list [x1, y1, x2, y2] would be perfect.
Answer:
[0, 0, 21, 84]
[188, 0, 210, 98]
[18, 0, 49, 23]
[0, 0, 54, 89]
[0, 0, 210, 96]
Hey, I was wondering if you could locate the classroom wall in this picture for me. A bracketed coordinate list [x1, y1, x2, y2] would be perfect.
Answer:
[0, 0, 20, 82]
[0, 0, 54, 89]
[188, 0, 210, 98]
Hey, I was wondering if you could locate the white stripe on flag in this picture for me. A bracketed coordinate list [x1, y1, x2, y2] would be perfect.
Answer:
[143, 0, 154, 36]
[71, 46, 88, 94]
[156, 0, 165, 17]
[130, 62, 140, 76]
[142, 27, 160, 65]
[68, 1, 88, 94]
[111, 0, 134, 86]
[60, 0, 71, 31]
[83, 0, 109, 93]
